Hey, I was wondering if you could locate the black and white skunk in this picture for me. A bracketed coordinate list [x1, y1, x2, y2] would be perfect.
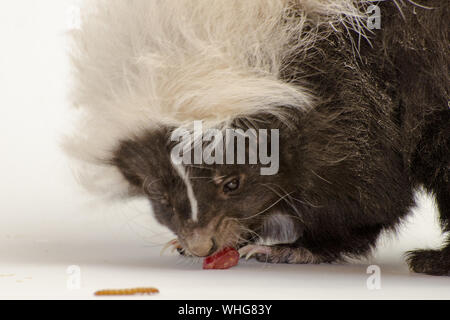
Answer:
[65, 0, 449, 275]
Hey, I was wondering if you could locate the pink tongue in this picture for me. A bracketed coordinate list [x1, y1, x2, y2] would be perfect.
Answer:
[203, 247, 240, 270]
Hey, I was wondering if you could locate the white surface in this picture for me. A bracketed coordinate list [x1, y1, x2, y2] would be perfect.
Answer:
[0, 1, 449, 300]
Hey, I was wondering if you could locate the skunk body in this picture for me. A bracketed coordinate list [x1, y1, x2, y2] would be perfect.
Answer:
[67, 1, 450, 275]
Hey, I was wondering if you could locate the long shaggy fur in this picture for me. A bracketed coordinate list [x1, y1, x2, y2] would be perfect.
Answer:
[64, 0, 371, 196]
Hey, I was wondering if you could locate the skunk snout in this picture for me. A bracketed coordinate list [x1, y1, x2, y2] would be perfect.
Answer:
[183, 231, 217, 257]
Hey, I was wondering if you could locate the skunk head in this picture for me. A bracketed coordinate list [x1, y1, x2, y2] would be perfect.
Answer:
[112, 123, 293, 256]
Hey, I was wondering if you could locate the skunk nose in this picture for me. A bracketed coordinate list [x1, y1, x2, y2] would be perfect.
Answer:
[185, 235, 217, 257]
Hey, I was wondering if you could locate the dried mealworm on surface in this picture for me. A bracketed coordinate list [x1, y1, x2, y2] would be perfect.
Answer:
[94, 287, 159, 296]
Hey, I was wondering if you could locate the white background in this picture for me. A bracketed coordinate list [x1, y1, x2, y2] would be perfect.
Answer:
[0, 0, 449, 299]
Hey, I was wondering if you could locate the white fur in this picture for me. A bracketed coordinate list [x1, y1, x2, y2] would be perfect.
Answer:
[172, 163, 199, 222]
[64, 0, 370, 196]
[259, 212, 301, 245]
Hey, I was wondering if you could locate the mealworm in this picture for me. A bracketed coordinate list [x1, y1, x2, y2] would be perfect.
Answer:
[94, 287, 159, 296]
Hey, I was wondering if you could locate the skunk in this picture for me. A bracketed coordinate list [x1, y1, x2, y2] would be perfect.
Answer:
[65, 0, 449, 275]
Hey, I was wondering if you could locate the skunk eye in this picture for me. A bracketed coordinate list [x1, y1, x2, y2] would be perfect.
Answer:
[223, 178, 240, 193]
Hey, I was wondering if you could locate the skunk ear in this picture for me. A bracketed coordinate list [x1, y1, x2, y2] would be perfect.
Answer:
[111, 127, 174, 193]
[112, 139, 148, 189]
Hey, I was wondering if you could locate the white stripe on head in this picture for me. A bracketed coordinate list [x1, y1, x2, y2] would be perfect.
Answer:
[173, 163, 199, 222]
